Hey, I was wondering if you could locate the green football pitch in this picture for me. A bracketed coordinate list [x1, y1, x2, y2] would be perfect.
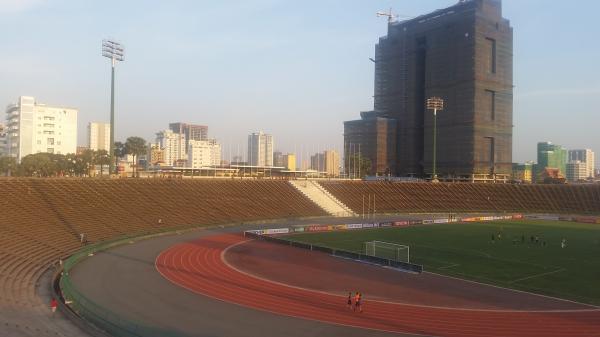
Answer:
[283, 220, 600, 305]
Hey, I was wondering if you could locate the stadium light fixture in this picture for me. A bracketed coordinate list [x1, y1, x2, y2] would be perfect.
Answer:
[426, 97, 444, 182]
[102, 39, 125, 175]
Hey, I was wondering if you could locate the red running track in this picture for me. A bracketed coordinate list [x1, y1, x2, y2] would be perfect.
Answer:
[155, 234, 600, 337]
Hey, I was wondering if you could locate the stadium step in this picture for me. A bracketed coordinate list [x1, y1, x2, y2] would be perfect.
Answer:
[289, 180, 356, 217]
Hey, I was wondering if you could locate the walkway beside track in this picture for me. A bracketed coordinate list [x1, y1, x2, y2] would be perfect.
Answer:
[67, 223, 411, 337]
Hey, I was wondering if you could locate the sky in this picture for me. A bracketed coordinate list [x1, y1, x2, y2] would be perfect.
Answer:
[1, 0, 599, 165]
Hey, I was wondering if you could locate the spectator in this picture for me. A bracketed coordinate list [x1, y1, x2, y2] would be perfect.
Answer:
[50, 298, 58, 314]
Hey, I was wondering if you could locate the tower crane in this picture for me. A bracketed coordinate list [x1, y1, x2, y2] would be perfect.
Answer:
[376, 8, 412, 23]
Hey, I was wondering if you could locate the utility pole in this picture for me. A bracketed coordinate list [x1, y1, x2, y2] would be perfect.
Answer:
[358, 143, 361, 179]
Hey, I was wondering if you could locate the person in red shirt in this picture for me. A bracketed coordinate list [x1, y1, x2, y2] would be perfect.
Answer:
[354, 292, 362, 312]
[50, 298, 58, 314]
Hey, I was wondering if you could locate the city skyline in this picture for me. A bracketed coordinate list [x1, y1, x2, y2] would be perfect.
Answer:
[1, 1, 599, 165]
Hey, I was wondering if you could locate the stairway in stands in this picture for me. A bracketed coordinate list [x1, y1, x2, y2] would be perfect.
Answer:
[289, 180, 356, 217]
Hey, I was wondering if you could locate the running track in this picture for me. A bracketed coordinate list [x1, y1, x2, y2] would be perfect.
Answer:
[155, 234, 600, 337]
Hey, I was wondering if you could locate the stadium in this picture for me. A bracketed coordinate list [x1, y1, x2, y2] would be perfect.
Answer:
[1, 178, 600, 337]
[2, 1, 600, 337]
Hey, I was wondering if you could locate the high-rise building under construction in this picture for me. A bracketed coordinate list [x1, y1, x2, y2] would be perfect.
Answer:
[344, 0, 513, 181]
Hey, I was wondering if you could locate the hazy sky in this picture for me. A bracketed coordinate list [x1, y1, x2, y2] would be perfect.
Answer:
[1, 0, 599, 165]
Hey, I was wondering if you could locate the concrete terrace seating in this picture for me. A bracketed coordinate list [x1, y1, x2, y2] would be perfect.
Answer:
[0, 178, 327, 336]
[319, 181, 600, 215]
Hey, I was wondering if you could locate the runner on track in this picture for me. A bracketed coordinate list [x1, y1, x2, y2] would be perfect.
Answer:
[347, 292, 352, 309]
[354, 292, 362, 313]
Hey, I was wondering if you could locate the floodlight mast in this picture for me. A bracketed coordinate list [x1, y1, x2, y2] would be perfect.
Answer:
[426, 97, 444, 182]
[102, 39, 124, 175]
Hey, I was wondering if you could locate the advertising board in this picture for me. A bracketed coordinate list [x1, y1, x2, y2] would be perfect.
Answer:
[307, 225, 330, 232]
[263, 228, 290, 235]
[575, 217, 597, 224]
[393, 221, 409, 227]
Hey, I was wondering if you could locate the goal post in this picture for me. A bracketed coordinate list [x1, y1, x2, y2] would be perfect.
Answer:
[364, 241, 410, 263]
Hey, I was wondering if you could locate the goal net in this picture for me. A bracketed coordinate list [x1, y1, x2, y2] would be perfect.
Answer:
[364, 241, 410, 263]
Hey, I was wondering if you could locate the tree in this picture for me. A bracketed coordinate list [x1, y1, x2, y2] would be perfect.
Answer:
[344, 153, 372, 179]
[70, 154, 87, 177]
[0, 156, 17, 176]
[19, 153, 58, 177]
[125, 137, 147, 177]
[54, 154, 70, 176]
[79, 149, 96, 177]
[96, 150, 110, 176]
[113, 141, 126, 175]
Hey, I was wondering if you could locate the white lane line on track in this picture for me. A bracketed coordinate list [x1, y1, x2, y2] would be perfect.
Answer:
[154, 240, 434, 337]
[156, 236, 600, 337]
[222, 238, 600, 313]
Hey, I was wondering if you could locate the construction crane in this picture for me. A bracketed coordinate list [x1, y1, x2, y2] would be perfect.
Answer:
[376, 8, 412, 23]
[376, 8, 397, 23]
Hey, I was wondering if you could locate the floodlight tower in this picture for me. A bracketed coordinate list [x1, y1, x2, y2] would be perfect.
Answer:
[426, 97, 444, 182]
[102, 39, 124, 175]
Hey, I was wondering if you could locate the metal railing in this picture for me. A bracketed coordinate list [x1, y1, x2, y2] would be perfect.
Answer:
[58, 234, 189, 337]
[244, 231, 424, 273]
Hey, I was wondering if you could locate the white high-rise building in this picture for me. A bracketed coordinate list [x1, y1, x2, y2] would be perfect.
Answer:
[156, 129, 186, 166]
[5, 96, 78, 162]
[87, 122, 110, 151]
[247, 131, 273, 167]
[568, 149, 595, 178]
[0, 123, 6, 157]
[566, 161, 587, 182]
[188, 139, 221, 168]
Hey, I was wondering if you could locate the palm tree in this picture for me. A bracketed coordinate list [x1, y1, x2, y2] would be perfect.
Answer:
[125, 137, 147, 178]
[80, 149, 96, 177]
[113, 141, 126, 175]
[96, 150, 110, 176]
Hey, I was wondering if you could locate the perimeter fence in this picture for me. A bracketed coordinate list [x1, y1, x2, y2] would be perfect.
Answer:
[57, 233, 190, 337]
[243, 230, 424, 273]
[243, 213, 533, 274]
